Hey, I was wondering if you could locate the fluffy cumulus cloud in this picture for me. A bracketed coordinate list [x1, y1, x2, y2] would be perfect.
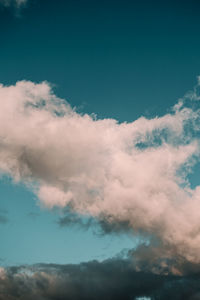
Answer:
[0, 80, 200, 273]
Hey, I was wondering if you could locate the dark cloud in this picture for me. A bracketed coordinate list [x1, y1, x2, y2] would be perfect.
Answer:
[58, 210, 134, 236]
[0, 258, 200, 300]
[58, 210, 93, 230]
[129, 244, 200, 276]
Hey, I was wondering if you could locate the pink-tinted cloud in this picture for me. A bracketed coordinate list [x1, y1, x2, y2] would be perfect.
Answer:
[0, 80, 200, 271]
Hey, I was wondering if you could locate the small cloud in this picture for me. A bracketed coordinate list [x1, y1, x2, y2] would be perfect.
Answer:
[0, 215, 8, 224]
[0, 0, 27, 8]
[58, 210, 93, 230]
[0, 0, 28, 15]
[0, 210, 8, 224]
[136, 298, 152, 300]
[27, 212, 40, 220]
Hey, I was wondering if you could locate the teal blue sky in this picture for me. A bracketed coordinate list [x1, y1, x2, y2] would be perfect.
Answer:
[1, 0, 200, 266]
[0, 177, 138, 266]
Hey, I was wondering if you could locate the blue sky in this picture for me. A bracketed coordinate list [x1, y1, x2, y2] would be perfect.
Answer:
[1, 0, 200, 122]
[0, 178, 136, 266]
[0, 0, 200, 270]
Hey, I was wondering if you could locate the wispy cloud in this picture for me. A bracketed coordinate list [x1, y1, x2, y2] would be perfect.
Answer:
[0, 210, 8, 224]
[0, 80, 200, 272]
[0, 215, 7, 224]
[0, 0, 27, 7]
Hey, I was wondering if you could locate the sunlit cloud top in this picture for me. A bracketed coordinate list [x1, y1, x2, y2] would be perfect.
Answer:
[0, 80, 200, 273]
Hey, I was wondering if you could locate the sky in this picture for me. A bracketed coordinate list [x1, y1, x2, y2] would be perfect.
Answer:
[1, 0, 200, 299]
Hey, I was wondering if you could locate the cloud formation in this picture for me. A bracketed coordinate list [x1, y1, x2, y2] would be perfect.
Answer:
[0, 0, 27, 8]
[0, 80, 200, 272]
[0, 259, 200, 300]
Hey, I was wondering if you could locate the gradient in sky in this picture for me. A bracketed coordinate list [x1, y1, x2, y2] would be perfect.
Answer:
[1, 1, 200, 299]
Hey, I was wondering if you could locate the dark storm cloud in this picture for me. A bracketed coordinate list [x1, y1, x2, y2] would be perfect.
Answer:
[0, 258, 200, 300]
[128, 244, 200, 276]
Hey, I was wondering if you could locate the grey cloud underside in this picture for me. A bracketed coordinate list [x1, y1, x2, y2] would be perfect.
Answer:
[0, 259, 200, 300]
[58, 210, 133, 235]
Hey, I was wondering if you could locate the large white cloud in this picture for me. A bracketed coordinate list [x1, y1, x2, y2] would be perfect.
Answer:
[0, 80, 200, 269]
